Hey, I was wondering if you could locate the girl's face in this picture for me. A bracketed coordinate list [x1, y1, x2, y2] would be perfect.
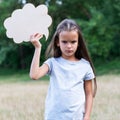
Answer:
[57, 30, 79, 60]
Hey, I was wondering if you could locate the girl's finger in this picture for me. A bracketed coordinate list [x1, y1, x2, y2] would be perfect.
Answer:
[34, 33, 43, 38]
[30, 33, 43, 42]
[30, 35, 35, 42]
[34, 33, 39, 37]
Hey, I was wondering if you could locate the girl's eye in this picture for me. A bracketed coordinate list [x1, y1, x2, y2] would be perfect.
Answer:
[71, 41, 77, 44]
[61, 40, 77, 44]
[62, 41, 67, 44]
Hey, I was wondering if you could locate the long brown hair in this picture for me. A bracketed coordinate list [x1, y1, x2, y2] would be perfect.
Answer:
[46, 19, 97, 97]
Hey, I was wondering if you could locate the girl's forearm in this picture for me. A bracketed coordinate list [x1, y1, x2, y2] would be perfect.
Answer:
[84, 94, 93, 120]
[29, 47, 41, 80]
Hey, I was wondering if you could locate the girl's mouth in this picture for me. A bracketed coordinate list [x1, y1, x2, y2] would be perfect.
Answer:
[66, 50, 73, 53]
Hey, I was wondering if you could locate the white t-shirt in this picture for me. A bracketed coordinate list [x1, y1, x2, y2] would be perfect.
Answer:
[44, 57, 95, 120]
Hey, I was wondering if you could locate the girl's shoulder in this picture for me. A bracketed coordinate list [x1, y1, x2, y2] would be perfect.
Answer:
[44, 57, 59, 64]
[45, 57, 90, 67]
[81, 58, 90, 65]
[80, 58, 92, 69]
[45, 57, 58, 62]
[48, 57, 90, 65]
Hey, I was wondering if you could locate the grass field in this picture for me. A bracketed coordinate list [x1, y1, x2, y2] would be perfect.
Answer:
[0, 73, 120, 120]
[91, 75, 120, 120]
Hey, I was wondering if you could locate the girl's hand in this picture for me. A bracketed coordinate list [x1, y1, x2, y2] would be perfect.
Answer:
[30, 33, 43, 48]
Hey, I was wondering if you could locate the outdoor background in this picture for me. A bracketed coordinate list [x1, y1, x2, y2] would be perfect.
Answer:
[0, 0, 120, 120]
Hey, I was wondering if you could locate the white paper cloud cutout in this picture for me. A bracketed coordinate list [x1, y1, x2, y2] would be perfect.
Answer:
[4, 3, 52, 43]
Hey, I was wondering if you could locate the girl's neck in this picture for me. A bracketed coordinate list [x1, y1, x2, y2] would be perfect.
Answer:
[61, 55, 79, 62]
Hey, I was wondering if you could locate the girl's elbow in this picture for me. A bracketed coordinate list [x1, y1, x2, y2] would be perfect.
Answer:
[29, 73, 39, 80]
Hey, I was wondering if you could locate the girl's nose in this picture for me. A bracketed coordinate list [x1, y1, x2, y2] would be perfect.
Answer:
[67, 43, 72, 48]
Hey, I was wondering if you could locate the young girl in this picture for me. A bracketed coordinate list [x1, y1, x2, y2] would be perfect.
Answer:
[30, 19, 97, 120]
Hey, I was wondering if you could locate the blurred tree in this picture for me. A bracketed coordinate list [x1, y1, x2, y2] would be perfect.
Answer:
[0, 0, 20, 68]
[48, 0, 120, 62]
[0, 0, 120, 69]
[0, 0, 46, 69]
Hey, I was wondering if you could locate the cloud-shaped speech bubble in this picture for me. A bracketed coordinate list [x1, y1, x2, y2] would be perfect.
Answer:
[4, 3, 52, 43]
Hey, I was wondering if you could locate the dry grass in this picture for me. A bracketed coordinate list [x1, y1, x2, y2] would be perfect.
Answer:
[92, 75, 120, 120]
[0, 75, 120, 120]
[0, 81, 48, 120]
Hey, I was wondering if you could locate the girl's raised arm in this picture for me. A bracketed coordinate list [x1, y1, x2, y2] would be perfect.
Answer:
[29, 33, 49, 80]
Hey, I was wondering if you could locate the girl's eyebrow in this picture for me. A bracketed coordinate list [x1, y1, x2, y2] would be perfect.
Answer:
[71, 40, 77, 42]
[61, 40, 78, 43]
[61, 39, 77, 41]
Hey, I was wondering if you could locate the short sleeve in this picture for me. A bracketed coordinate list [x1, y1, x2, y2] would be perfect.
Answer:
[44, 58, 52, 75]
[84, 65, 95, 81]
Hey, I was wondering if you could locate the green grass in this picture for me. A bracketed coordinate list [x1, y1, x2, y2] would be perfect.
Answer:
[95, 58, 120, 75]
[0, 69, 49, 83]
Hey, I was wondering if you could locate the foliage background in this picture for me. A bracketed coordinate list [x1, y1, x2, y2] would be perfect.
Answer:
[0, 0, 120, 72]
